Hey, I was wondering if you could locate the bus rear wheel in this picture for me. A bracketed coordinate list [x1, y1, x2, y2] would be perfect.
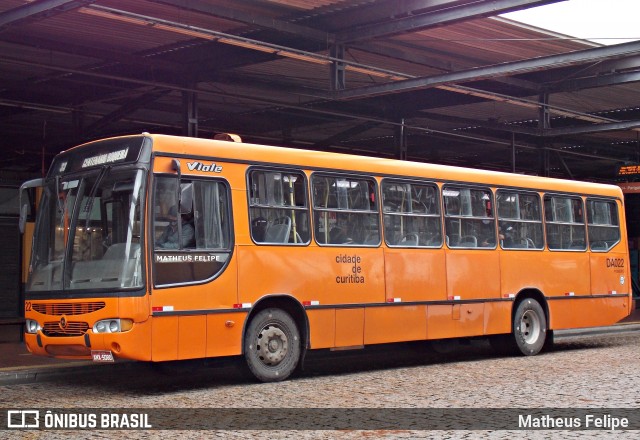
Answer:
[244, 308, 301, 382]
[513, 298, 547, 356]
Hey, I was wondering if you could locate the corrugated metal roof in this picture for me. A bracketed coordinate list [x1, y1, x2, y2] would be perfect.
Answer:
[0, 0, 638, 181]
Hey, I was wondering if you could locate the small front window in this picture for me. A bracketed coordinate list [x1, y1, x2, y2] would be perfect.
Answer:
[153, 176, 232, 286]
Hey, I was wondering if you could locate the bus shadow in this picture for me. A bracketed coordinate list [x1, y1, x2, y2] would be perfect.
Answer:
[44, 335, 619, 394]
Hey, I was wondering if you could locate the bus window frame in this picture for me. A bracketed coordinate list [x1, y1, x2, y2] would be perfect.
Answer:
[543, 193, 588, 252]
[586, 197, 621, 252]
[310, 172, 381, 247]
[496, 189, 545, 251]
[151, 173, 234, 288]
[381, 177, 443, 249]
[442, 184, 497, 250]
[246, 166, 311, 247]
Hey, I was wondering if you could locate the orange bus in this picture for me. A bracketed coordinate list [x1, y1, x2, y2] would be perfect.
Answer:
[20, 133, 633, 381]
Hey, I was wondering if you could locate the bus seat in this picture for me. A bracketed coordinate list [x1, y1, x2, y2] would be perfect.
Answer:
[459, 235, 477, 247]
[590, 241, 608, 250]
[399, 233, 419, 246]
[103, 243, 140, 259]
[446, 234, 460, 247]
[264, 217, 291, 243]
[329, 227, 347, 244]
[364, 232, 379, 245]
[425, 235, 442, 246]
[251, 217, 267, 242]
[569, 240, 585, 250]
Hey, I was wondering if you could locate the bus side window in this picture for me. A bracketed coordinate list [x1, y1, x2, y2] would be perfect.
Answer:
[154, 177, 229, 251]
[443, 186, 495, 249]
[153, 178, 195, 250]
[587, 199, 620, 252]
[248, 169, 310, 245]
[312, 174, 380, 246]
[497, 191, 544, 250]
[191, 180, 231, 250]
[382, 180, 442, 247]
[153, 177, 232, 286]
[544, 195, 586, 251]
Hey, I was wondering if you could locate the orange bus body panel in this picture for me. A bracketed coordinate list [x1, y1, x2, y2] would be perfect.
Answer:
[384, 249, 446, 301]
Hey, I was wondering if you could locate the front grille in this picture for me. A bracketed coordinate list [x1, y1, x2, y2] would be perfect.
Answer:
[42, 321, 90, 337]
[33, 302, 105, 316]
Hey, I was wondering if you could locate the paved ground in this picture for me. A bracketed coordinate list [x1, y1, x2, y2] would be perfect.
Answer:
[1, 329, 638, 439]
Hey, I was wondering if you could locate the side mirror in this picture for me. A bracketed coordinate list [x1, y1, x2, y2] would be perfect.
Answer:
[19, 203, 28, 234]
[19, 178, 44, 234]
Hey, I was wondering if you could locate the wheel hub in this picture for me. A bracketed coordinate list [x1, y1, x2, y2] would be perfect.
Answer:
[257, 325, 288, 365]
[520, 310, 541, 344]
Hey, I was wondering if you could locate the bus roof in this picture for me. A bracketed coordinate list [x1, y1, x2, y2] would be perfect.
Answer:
[87, 133, 624, 199]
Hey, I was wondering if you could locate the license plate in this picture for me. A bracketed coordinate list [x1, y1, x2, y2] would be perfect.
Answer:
[91, 350, 114, 362]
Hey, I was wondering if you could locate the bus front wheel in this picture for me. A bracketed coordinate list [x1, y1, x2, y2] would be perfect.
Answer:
[513, 298, 547, 356]
[244, 308, 301, 382]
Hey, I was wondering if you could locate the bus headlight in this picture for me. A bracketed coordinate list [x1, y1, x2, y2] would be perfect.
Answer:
[93, 319, 133, 333]
[25, 319, 41, 334]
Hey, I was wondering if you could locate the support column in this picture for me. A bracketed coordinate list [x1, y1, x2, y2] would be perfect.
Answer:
[511, 132, 516, 173]
[538, 92, 550, 177]
[182, 90, 198, 138]
[395, 118, 407, 160]
[330, 44, 346, 91]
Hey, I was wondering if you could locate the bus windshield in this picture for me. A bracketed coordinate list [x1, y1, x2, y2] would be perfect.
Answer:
[27, 168, 145, 292]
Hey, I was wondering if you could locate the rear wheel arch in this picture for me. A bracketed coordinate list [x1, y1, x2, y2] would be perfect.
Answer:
[511, 289, 550, 355]
[242, 295, 309, 352]
[512, 288, 549, 328]
[491, 288, 551, 356]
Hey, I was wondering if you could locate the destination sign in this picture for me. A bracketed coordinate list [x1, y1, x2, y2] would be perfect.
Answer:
[48, 136, 148, 177]
[617, 164, 640, 176]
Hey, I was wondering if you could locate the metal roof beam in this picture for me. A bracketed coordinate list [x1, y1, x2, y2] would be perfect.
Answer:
[416, 111, 540, 136]
[532, 55, 640, 83]
[335, 40, 640, 100]
[0, 0, 96, 29]
[149, 0, 330, 41]
[351, 42, 539, 93]
[336, 0, 564, 43]
[547, 71, 640, 93]
[543, 120, 640, 137]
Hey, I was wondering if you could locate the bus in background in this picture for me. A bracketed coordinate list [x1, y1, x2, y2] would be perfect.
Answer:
[617, 182, 640, 301]
[20, 134, 633, 382]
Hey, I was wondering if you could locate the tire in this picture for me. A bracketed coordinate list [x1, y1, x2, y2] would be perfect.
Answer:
[542, 329, 555, 352]
[244, 308, 301, 382]
[513, 298, 547, 356]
